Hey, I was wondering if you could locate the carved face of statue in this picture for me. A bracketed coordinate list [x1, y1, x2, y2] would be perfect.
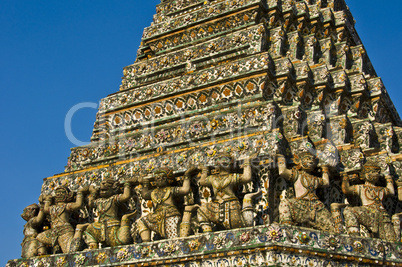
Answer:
[100, 179, 115, 198]
[363, 167, 381, 184]
[21, 204, 39, 221]
[300, 154, 317, 171]
[54, 188, 69, 203]
[216, 155, 233, 171]
[154, 173, 169, 187]
[152, 168, 174, 187]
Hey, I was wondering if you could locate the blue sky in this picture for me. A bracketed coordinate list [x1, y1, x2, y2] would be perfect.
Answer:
[0, 0, 401, 265]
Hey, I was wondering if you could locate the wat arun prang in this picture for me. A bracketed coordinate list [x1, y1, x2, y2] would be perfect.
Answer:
[9, 0, 402, 266]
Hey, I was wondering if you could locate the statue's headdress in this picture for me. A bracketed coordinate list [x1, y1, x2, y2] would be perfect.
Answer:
[101, 177, 121, 193]
[215, 152, 234, 162]
[359, 159, 383, 181]
[55, 186, 70, 194]
[154, 167, 175, 184]
[54, 186, 74, 202]
[293, 151, 316, 167]
[361, 162, 381, 174]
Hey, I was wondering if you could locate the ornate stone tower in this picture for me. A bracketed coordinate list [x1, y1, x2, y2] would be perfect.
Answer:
[9, 0, 402, 266]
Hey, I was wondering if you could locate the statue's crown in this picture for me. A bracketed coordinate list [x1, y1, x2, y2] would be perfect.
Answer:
[215, 151, 233, 159]
[155, 167, 174, 180]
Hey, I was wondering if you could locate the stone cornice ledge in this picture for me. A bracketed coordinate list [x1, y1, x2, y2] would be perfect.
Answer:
[7, 224, 402, 266]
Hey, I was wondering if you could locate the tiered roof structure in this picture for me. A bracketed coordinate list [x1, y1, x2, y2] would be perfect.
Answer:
[9, 0, 402, 266]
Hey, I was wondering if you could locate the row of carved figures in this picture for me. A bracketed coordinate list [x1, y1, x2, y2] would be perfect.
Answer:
[21, 152, 402, 258]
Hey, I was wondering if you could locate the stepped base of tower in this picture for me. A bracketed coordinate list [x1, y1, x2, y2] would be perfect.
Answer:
[7, 224, 402, 267]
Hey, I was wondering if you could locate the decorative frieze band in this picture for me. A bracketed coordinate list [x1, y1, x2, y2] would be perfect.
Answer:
[9, 224, 402, 267]
[126, 24, 265, 80]
[142, 0, 263, 39]
[53, 129, 283, 191]
[71, 101, 276, 170]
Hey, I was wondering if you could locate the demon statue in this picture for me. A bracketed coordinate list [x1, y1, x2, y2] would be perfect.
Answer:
[342, 163, 396, 241]
[196, 152, 260, 232]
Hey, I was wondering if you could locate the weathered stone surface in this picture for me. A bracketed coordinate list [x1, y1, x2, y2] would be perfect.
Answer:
[9, 0, 402, 266]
